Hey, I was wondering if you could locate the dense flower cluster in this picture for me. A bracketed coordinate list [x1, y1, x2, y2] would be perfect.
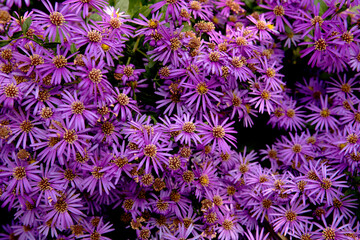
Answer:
[0, 0, 360, 239]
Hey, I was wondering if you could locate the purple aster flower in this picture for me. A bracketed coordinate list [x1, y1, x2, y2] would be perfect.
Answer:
[222, 89, 248, 120]
[188, 0, 213, 21]
[300, 28, 343, 68]
[259, 1, 293, 32]
[166, 186, 191, 218]
[278, 132, 314, 166]
[13, 46, 46, 78]
[289, 223, 314, 240]
[228, 26, 258, 58]
[0, 158, 40, 195]
[135, 131, 172, 176]
[12, 223, 38, 240]
[247, 14, 279, 42]
[81, 217, 114, 240]
[257, 57, 284, 91]
[349, 45, 360, 71]
[172, 113, 202, 146]
[93, 115, 123, 146]
[313, 215, 351, 240]
[99, 7, 134, 38]
[244, 226, 270, 240]
[268, 98, 306, 131]
[228, 52, 254, 82]
[193, 161, 220, 199]
[247, 193, 276, 223]
[334, 125, 360, 155]
[163, 223, 198, 240]
[33, 0, 79, 42]
[150, 0, 186, 21]
[198, 113, 237, 154]
[82, 149, 115, 196]
[63, 0, 106, 18]
[114, 64, 145, 85]
[328, 74, 359, 99]
[47, 118, 92, 164]
[72, 21, 114, 58]
[133, 12, 165, 37]
[198, 49, 226, 76]
[108, 142, 134, 183]
[216, 212, 243, 240]
[32, 164, 64, 207]
[214, 0, 245, 18]
[21, 86, 62, 116]
[307, 95, 340, 132]
[113, 87, 139, 121]
[249, 84, 283, 115]
[182, 77, 222, 113]
[326, 195, 358, 220]
[57, 90, 98, 131]
[340, 103, 360, 127]
[44, 189, 85, 231]
[39, 45, 76, 85]
[76, 57, 114, 105]
[277, 31, 302, 48]
[296, 77, 326, 105]
[148, 25, 188, 68]
[307, 164, 348, 205]
[7, 108, 45, 149]
[293, 2, 335, 37]
[0, 80, 23, 109]
[270, 199, 312, 236]
[155, 80, 186, 115]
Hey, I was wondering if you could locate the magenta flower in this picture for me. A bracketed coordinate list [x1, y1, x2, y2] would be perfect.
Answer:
[76, 57, 114, 105]
[249, 85, 283, 115]
[39, 45, 76, 85]
[313, 215, 351, 240]
[44, 189, 85, 231]
[307, 95, 340, 132]
[182, 77, 222, 113]
[47, 119, 92, 164]
[57, 90, 98, 131]
[172, 113, 202, 146]
[270, 199, 312, 236]
[278, 132, 314, 166]
[63, 0, 106, 18]
[33, 0, 79, 42]
[82, 149, 115, 196]
[0, 158, 40, 195]
[307, 164, 348, 205]
[198, 113, 237, 154]
[113, 87, 139, 121]
[135, 131, 172, 176]
[7, 108, 45, 149]
[216, 212, 243, 240]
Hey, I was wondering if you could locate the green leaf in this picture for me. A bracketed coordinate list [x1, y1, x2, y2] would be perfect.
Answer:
[128, 0, 142, 16]
[32, 35, 43, 45]
[70, 43, 77, 54]
[182, 22, 192, 32]
[314, 0, 328, 16]
[43, 42, 60, 49]
[139, 5, 152, 18]
[89, 13, 102, 21]
[244, 0, 255, 8]
[115, 0, 129, 12]
[0, 40, 11, 47]
[22, 17, 32, 34]
[11, 31, 22, 39]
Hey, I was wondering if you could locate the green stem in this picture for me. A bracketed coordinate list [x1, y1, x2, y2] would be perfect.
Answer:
[136, 49, 147, 58]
